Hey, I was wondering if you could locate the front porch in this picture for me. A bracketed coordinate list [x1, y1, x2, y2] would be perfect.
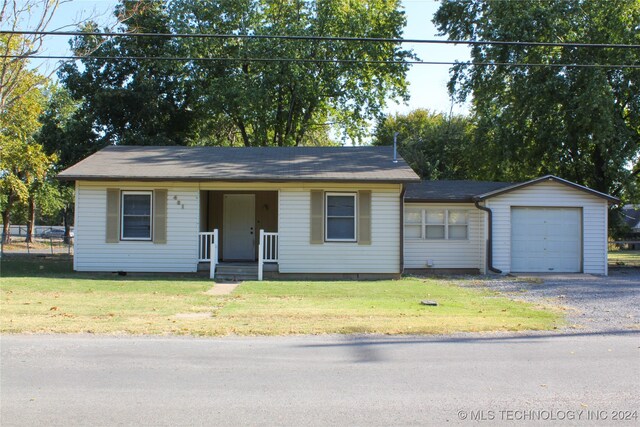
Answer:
[198, 190, 279, 280]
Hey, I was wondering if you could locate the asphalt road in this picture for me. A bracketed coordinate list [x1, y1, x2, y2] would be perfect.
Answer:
[1, 333, 639, 426]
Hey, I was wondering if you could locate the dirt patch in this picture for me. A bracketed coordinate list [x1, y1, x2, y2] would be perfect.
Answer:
[204, 283, 239, 295]
[173, 313, 212, 319]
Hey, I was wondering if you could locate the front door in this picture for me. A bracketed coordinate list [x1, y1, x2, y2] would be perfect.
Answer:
[223, 194, 255, 260]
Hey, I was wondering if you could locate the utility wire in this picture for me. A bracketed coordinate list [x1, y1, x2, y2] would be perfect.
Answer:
[2, 30, 640, 49]
[5, 54, 639, 68]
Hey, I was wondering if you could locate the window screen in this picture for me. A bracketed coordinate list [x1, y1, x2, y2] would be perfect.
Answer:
[121, 192, 152, 240]
[326, 194, 356, 241]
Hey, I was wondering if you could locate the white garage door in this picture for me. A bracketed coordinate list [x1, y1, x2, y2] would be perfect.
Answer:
[511, 207, 582, 273]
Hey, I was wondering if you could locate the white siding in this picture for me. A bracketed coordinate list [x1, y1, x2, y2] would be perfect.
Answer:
[403, 203, 485, 271]
[278, 189, 400, 273]
[486, 181, 609, 275]
[74, 181, 199, 272]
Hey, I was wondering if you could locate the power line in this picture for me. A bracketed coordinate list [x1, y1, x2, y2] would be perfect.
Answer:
[5, 54, 639, 68]
[3, 30, 640, 49]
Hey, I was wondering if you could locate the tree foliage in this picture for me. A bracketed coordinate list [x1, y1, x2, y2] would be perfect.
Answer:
[0, 1, 57, 112]
[433, 0, 640, 203]
[60, 0, 413, 147]
[60, 1, 217, 147]
[372, 109, 476, 180]
[0, 35, 58, 242]
[0, 139, 56, 243]
[35, 86, 84, 242]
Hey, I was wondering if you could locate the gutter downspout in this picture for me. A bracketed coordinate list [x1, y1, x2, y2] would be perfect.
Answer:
[399, 184, 406, 276]
[473, 199, 502, 274]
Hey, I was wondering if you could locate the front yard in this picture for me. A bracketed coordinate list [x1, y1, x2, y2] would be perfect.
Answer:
[609, 249, 640, 267]
[0, 256, 561, 336]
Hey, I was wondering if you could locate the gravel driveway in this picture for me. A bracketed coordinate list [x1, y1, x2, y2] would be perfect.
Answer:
[456, 268, 640, 333]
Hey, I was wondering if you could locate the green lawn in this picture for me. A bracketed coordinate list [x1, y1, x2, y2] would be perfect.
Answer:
[0, 256, 561, 336]
[609, 250, 640, 267]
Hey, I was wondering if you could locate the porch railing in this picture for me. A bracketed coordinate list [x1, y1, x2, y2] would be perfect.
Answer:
[198, 230, 218, 279]
[258, 230, 278, 281]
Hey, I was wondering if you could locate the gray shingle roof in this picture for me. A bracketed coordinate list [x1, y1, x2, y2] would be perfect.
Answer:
[405, 180, 514, 202]
[622, 206, 640, 229]
[58, 145, 420, 183]
[406, 175, 619, 203]
[473, 175, 620, 203]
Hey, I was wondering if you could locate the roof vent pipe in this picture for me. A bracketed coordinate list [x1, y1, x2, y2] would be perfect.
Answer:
[393, 132, 399, 163]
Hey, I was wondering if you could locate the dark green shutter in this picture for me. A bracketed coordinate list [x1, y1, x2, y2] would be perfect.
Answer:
[358, 190, 372, 245]
[310, 190, 324, 244]
[106, 188, 120, 243]
[153, 189, 167, 244]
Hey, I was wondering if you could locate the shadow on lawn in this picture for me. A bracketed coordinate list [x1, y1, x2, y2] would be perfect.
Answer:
[0, 254, 209, 282]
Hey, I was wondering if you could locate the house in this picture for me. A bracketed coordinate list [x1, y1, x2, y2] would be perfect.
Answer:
[58, 146, 418, 279]
[58, 146, 619, 278]
[620, 205, 640, 249]
[624, 207, 640, 233]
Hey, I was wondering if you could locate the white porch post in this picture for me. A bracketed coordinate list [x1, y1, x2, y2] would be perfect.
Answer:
[258, 229, 264, 281]
[213, 229, 219, 266]
[209, 229, 219, 279]
[209, 242, 215, 279]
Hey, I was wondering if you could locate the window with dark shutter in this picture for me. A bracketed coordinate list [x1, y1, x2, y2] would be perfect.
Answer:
[121, 191, 152, 240]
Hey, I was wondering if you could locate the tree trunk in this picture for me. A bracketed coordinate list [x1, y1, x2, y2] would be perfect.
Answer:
[591, 143, 607, 194]
[25, 195, 36, 243]
[63, 206, 73, 245]
[2, 211, 11, 244]
[236, 118, 251, 147]
[1, 191, 14, 244]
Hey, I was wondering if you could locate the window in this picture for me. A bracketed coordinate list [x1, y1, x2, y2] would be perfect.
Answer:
[121, 191, 152, 240]
[405, 208, 422, 239]
[447, 210, 468, 240]
[425, 210, 445, 239]
[404, 208, 468, 240]
[325, 193, 356, 241]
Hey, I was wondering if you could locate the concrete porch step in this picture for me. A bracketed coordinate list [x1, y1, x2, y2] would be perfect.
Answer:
[215, 263, 259, 281]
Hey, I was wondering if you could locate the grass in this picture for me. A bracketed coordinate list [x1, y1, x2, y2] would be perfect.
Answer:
[609, 250, 640, 267]
[0, 256, 561, 336]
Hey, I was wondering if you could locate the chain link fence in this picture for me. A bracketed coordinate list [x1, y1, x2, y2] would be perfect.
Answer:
[1, 226, 74, 256]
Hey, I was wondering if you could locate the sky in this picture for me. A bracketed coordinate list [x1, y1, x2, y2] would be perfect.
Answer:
[24, 0, 471, 116]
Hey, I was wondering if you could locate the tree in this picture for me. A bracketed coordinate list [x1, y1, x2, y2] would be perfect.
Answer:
[36, 86, 86, 243]
[0, 58, 51, 244]
[0, 139, 56, 244]
[433, 0, 640, 203]
[373, 109, 476, 180]
[1, 0, 149, 112]
[0, 0, 60, 112]
[61, 0, 413, 147]
[173, 0, 412, 146]
[59, 1, 221, 148]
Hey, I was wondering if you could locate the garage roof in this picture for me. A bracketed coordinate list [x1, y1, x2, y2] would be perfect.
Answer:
[474, 175, 620, 203]
[405, 175, 619, 204]
[405, 180, 514, 202]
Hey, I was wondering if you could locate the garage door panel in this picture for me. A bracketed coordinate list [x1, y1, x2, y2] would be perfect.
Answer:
[511, 207, 581, 273]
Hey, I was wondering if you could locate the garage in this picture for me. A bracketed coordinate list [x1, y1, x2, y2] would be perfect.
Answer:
[511, 207, 582, 273]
